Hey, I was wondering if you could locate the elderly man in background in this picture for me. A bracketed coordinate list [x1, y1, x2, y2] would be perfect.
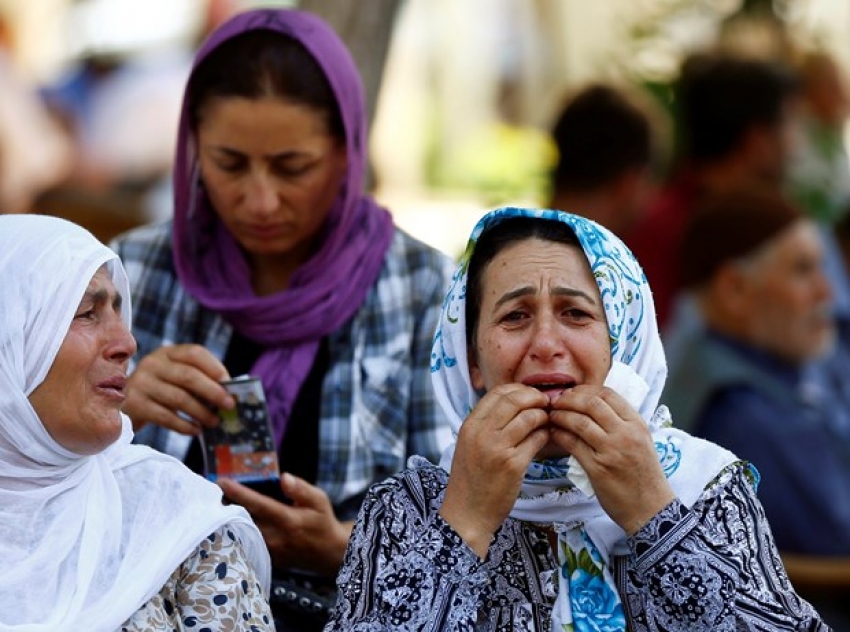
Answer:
[664, 186, 850, 558]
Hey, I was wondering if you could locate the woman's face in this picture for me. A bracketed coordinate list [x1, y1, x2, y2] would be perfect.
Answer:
[28, 267, 137, 455]
[469, 238, 611, 402]
[196, 96, 348, 269]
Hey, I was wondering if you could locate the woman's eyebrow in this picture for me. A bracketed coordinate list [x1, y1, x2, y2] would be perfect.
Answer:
[81, 289, 123, 311]
[551, 286, 598, 305]
[494, 285, 597, 308]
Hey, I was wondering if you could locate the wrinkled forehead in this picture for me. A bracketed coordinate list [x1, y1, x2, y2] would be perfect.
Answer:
[484, 237, 600, 298]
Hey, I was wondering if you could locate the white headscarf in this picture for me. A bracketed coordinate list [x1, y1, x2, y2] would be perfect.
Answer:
[431, 207, 740, 631]
[0, 215, 270, 632]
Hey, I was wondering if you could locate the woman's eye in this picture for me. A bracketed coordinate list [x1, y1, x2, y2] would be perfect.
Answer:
[272, 161, 312, 178]
[74, 309, 96, 321]
[501, 310, 527, 323]
[564, 308, 590, 321]
[216, 160, 245, 173]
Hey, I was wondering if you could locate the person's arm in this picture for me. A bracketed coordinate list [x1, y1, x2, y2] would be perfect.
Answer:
[325, 470, 496, 630]
[628, 464, 830, 630]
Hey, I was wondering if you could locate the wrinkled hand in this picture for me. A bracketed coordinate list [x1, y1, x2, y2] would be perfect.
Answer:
[439, 384, 550, 558]
[219, 473, 352, 576]
[124, 344, 234, 434]
[549, 385, 675, 534]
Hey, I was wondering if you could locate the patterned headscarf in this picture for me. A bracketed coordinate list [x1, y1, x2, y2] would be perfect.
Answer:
[431, 207, 738, 631]
[171, 8, 395, 446]
[0, 215, 270, 630]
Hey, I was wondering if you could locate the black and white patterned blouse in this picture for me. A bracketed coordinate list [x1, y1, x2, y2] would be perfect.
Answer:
[326, 457, 829, 631]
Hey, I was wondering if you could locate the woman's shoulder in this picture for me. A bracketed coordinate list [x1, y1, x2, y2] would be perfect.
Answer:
[110, 219, 174, 258]
[384, 226, 455, 276]
[368, 457, 449, 506]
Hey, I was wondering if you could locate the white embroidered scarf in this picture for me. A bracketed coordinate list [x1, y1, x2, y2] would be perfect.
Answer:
[0, 215, 270, 632]
[431, 207, 738, 631]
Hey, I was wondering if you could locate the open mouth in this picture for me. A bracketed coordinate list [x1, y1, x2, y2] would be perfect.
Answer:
[529, 382, 576, 405]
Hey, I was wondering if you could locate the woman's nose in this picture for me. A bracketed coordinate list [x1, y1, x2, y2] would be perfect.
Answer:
[106, 317, 137, 362]
[244, 172, 278, 215]
[529, 316, 566, 361]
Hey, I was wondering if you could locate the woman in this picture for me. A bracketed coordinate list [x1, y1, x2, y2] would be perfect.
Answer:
[109, 7, 453, 628]
[0, 214, 271, 631]
[326, 207, 828, 631]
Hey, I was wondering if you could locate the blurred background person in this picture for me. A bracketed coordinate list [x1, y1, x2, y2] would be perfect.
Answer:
[547, 82, 664, 238]
[786, 49, 850, 349]
[624, 53, 800, 331]
[662, 186, 850, 628]
[788, 50, 850, 226]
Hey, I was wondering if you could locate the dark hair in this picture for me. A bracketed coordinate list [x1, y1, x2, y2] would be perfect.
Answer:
[676, 54, 798, 163]
[550, 84, 653, 192]
[679, 185, 803, 289]
[465, 217, 581, 342]
[187, 29, 344, 142]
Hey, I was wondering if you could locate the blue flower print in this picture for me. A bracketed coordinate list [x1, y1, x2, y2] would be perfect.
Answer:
[569, 568, 626, 632]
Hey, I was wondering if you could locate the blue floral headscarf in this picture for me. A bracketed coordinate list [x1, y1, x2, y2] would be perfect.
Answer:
[430, 207, 738, 631]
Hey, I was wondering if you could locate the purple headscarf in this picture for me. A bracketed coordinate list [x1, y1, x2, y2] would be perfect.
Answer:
[172, 8, 395, 446]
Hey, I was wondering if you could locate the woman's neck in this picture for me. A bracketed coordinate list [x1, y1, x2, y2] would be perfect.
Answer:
[246, 235, 319, 296]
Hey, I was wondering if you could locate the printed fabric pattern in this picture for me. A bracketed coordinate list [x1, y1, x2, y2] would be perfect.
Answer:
[120, 526, 272, 631]
[325, 458, 828, 631]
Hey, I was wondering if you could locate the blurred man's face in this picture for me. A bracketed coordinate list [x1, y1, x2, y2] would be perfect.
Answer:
[738, 220, 835, 363]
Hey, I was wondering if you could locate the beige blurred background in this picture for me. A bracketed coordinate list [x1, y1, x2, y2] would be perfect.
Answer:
[2, 0, 850, 257]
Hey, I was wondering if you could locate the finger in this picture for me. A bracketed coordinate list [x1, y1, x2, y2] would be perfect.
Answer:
[164, 344, 232, 382]
[280, 473, 331, 511]
[499, 406, 551, 449]
[514, 423, 552, 463]
[158, 347, 235, 410]
[139, 401, 202, 435]
[552, 386, 621, 434]
[126, 371, 220, 428]
[219, 478, 293, 523]
[549, 410, 610, 450]
[473, 384, 549, 431]
[151, 379, 222, 427]
[597, 387, 644, 423]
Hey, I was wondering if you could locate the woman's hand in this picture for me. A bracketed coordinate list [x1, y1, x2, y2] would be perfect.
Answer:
[123, 344, 235, 434]
[549, 385, 675, 535]
[439, 384, 550, 559]
[219, 473, 352, 576]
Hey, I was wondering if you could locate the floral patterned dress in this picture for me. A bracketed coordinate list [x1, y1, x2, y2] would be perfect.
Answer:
[120, 526, 273, 631]
[326, 457, 829, 632]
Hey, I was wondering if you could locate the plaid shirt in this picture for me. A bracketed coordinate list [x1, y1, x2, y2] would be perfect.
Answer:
[112, 221, 455, 520]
